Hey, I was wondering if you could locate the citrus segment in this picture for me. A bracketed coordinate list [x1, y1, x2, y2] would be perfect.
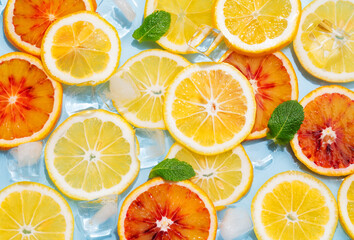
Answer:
[0, 182, 74, 240]
[166, 143, 253, 210]
[252, 171, 338, 240]
[164, 62, 256, 155]
[338, 174, 354, 239]
[144, 0, 214, 53]
[294, 0, 354, 82]
[223, 51, 298, 140]
[118, 178, 217, 240]
[42, 11, 120, 86]
[4, 0, 95, 56]
[110, 49, 190, 129]
[45, 110, 139, 200]
[291, 86, 354, 176]
[0, 52, 62, 149]
[214, 0, 301, 55]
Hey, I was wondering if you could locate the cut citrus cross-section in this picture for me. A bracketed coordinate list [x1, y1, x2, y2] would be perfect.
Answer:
[252, 171, 338, 240]
[110, 49, 190, 129]
[294, 0, 354, 82]
[144, 0, 214, 54]
[0, 182, 74, 240]
[45, 110, 140, 200]
[223, 51, 298, 140]
[0, 52, 62, 149]
[338, 174, 354, 239]
[164, 62, 256, 155]
[214, 0, 301, 55]
[42, 11, 121, 86]
[291, 86, 354, 176]
[118, 178, 217, 240]
[4, 0, 95, 56]
[166, 143, 253, 210]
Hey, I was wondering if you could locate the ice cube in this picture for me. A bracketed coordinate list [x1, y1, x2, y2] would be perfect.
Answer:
[64, 85, 99, 115]
[76, 195, 119, 238]
[109, 73, 141, 104]
[9, 141, 43, 167]
[113, 0, 136, 22]
[135, 128, 166, 168]
[252, 154, 273, 170]
[220, 207, 253, 240]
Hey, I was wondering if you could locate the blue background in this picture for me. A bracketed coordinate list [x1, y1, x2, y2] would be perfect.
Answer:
[0, 0, 353, 239]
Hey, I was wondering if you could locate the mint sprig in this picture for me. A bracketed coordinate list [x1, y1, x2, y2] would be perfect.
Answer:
[266, 100, 304, 145]
[132, 10, 171, 43]
[149, 158, 196, 181]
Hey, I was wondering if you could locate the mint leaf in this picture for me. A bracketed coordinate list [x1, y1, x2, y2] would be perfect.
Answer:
[133, 11, 171, 43]
[266, 100, 304, 145]
[149, 158, 196, 181]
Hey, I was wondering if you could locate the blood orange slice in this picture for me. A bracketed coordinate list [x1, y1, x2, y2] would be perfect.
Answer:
[4, 0, 95, 56]
[118, 178, 217, 240]
[291, 86, 354, 176]
[0, 52, 62, 149]
[223, 51, 298, 140]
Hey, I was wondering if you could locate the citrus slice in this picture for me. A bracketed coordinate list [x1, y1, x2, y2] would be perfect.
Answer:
[0, 52, 62, 149]
[223, 51, 298, 140]
[291, 85, 354, 176]
[252, 171, 338, 240]
[41, 11, 121, 86]
[144, 0, 214, 54]
[4, 0, 95, 56]
[164, 62, 256, 155]
[338, 174, 354, 239]
[45, 109, 140, 200]
[166, 143, 253, 210]
[0, 182, 74, 240]
[214, 0, 301, 55]
[294, 0, 354, 82]
[118, 177, 217, 240]
[110, 49, 190, 129]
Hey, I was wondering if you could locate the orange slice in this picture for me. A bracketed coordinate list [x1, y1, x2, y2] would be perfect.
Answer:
[118, 178, 217, 240]
[0, 52, 62, 149]
[164, 62, 256, 155]
[291, 85, 354, 176]
[4, 0, 95, 56]
[223, 51, 298, 140]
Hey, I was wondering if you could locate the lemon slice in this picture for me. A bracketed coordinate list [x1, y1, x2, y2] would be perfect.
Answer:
[110, 49, 190, 129]
[45, 110, 139, 200]
[144, 0, 214, 54]
[0, 182, 74, 240]
[252, 171, 338, 240]
[294, 0, 354, 82]
[214, 0, 301, 55]
[41, 11, 120, 86]
[166, 143, 253, 210]
[164, 62, 256, 155]
[338, 174, 354, 239]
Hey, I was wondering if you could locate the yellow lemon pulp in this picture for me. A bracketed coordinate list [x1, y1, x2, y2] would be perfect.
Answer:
[223, 0, 292, 44]
[300, 0, 353, 74]
[51, 21, 111, 79]
[347, 181, 354, 226]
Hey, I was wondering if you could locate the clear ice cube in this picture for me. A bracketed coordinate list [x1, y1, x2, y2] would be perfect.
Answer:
[96, 81, 117, 112]
[76, 195, 119, 239]
[109, 73, 142, 105]
[220, 207, 254, 240]
[7, 141, 43, 181]
[100, 0, 137, 38]
[64, 85, 99, 116]
[135, 128, 166, 169]
[252, 154, 273, 170]
[188, 25, 232, 62]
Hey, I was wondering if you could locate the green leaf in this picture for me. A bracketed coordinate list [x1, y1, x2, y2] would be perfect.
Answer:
[149, 158, 196, 181]
[266, 100, 304, 145]
[132, 10, 171, 43]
